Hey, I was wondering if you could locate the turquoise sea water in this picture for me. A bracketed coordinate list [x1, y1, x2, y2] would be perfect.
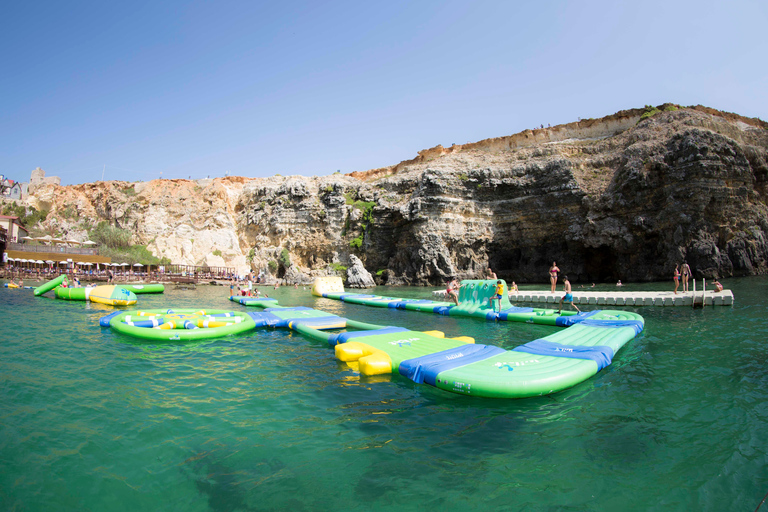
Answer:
[1, 278, 767, 511]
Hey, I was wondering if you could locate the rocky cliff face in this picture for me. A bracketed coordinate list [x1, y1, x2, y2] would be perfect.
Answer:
[23, 104, 768, 285]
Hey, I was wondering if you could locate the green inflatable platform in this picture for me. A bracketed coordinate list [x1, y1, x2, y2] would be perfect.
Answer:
[237, 296, 645, 399]
[313, 277, 589, 326]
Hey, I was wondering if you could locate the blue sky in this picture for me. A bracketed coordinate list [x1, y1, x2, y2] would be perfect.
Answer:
[2, 0, 766, 185]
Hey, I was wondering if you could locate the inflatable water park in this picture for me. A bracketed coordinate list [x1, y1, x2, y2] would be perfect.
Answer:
[9, 274, 645, 398]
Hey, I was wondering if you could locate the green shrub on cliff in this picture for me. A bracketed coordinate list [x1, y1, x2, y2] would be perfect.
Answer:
[88, 221, 167, 265]
[1, 204, 48, 228]
[90, 222, 132, 248]
[348, 201, 376, 250]
[278, 248, 291, 269]
[330, 263, 347, 274]
[640, 105, 662, 121]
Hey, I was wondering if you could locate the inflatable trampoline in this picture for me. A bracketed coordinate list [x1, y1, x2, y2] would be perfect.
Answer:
[102, 309, 256, 341]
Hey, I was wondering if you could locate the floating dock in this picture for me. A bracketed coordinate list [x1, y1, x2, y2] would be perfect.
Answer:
[432, 288, 734, 306]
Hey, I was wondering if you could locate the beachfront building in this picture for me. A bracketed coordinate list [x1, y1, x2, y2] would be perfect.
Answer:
[0, 215, 29, 243]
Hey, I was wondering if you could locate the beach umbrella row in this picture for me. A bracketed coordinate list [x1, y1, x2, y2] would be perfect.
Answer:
[6, 257, 148, 268]
[18, 236, 98, 246]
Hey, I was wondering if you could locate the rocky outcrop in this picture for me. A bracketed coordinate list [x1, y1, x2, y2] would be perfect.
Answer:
[346, 254, 375, 288]
[21, 104, 768, 285]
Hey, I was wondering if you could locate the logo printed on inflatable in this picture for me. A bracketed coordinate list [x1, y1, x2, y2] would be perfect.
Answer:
[389, 337, 418, 347]
[495, 359, 541, 368]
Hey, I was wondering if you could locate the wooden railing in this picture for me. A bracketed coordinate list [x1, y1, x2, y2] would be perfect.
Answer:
[7, 242, 99, 255]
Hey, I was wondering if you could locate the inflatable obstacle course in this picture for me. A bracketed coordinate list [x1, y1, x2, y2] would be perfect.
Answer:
[313, 277, 590, 326]
[33, 275, 137, 306]
[34, 275, 66, 296]
[226, 295, 644, 398]
[55, 285, 138, 306]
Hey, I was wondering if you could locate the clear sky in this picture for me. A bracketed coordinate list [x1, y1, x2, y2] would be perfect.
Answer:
[2, 0, 766, 186]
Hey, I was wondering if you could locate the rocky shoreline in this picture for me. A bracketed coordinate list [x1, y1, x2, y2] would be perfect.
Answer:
[14, 104, 768, 285]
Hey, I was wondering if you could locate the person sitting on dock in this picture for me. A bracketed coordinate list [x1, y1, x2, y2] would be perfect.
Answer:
[489, 280, 504, 313]
[510, 281, 518, 294]
[712, 280, 724, 293]
[558, 276, 580, 314]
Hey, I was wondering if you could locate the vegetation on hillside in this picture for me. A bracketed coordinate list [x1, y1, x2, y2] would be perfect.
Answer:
[1, 203, 49, 228]
[88, 221, 170, 265]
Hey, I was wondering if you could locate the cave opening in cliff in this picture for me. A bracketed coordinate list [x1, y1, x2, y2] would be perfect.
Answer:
[583, 245, 618, 282]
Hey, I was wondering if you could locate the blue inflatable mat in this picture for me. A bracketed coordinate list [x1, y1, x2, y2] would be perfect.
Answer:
[512, 339, 615, 371]
[555, 310, 600, 327]
[579, 319, 645, 335]
[399, 344, 507, 386]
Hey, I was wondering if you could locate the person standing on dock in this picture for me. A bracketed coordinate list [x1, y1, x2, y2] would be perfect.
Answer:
[549, 262, 560, 293]
[558, 276, 580, 314]
[681, 261, 692, 292]
[673, 264, 680, 294]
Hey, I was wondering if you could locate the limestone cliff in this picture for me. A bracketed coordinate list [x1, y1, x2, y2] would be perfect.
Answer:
[22, 104, 768, 285]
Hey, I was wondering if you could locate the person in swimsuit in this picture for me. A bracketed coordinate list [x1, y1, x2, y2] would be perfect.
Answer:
[681, 261, 691, 292]
[712, 280, 723, 293]
[446, 278, 460, 305]
[558, 276, 580, 314]
[489, 280, 504, 313]
[486, 268, 497, 280]
[549, 262, 560, 293]
[673, 264, 680, 294]
[510, 281, 518, 294]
